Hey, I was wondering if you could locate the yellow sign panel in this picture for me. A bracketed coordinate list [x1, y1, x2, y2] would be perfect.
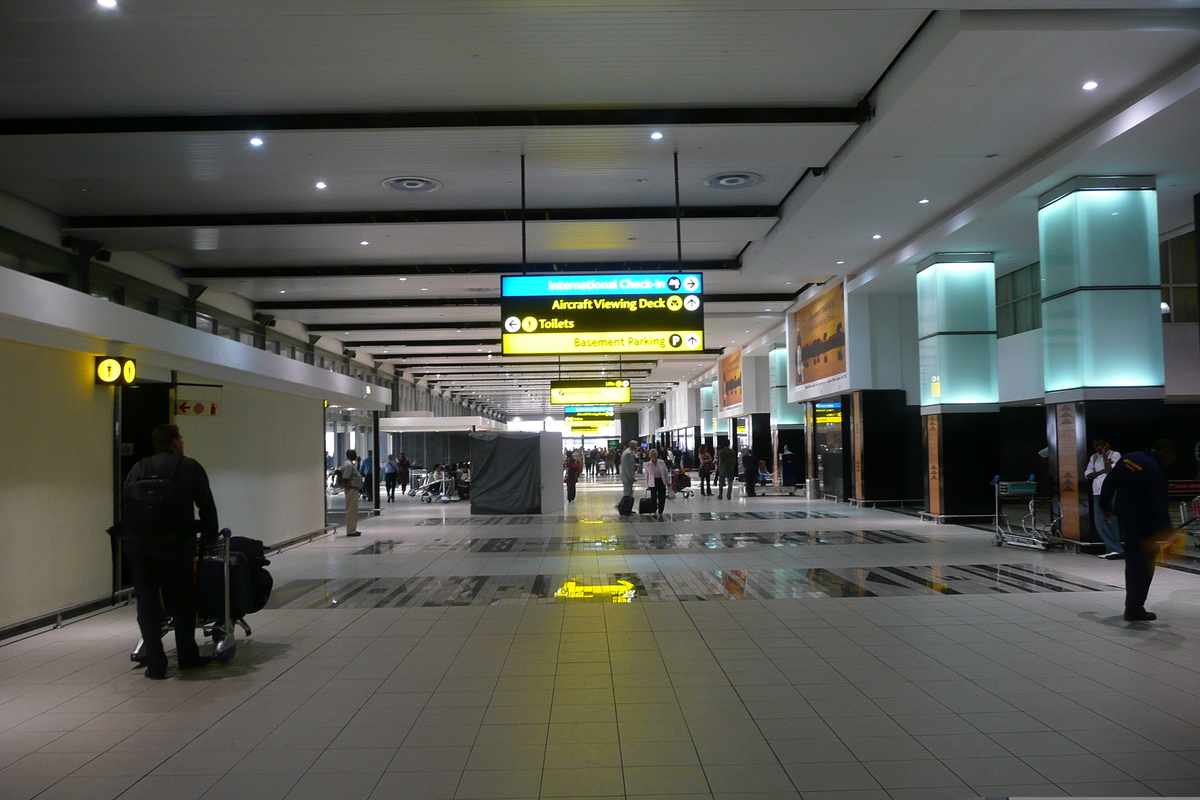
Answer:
[569, 423, 604, 434]
[503, 330, 704, 355]
[554, 579, 637, 603]
[550, 386, 632, 405]
[95, 356, 136, 385]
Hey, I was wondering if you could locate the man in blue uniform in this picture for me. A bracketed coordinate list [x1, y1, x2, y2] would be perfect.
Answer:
[1099, 440, 1177, 622]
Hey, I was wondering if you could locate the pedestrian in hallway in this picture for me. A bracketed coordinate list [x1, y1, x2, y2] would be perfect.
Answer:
[120, 424, 218, 679]
[397, 453, 411, 496]
[1099, 440, 1179, 622]
[1085, 437, 1123, 559]
[697, 444, 714, 496]
[742, 447, 758, 497]
[620, 440, 638, 499]
[339, 449, 364, 536]
[382, 453, 399, 502]
[564, 453, 581, 502]
[360, 450, 374, 502]
[717, 442, 737, 499]
[645, 448, 671, 516]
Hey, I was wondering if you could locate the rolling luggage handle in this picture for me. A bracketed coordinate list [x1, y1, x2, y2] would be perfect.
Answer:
[208, 527, 237, 663]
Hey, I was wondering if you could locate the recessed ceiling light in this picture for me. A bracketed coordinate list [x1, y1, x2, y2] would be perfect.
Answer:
[249, 137, 264, 147]
[650, 132, 663, 140]
[398, 277, 407, 281]
[279, 290, 286, 294]
[871, 234, 882, 240]
[421, 287, 429, 291]
[836, 260, 845, 265]
[360, 241, 369, 246]
[918, 198, 930, 204]
[703, 172, 762, 190]
[97, 0, 117, 7]
[315, 181, 327, 189]
[1082, 81, 1098, 91]
[765, 308, 771, 312]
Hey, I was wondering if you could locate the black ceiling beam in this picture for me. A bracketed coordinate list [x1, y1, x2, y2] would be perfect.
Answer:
[183, 259, 738, 280]
[258, 294, 789, 310]
[351, 339, 500, 347]
[2, 104, 871, 137]
[66, 206, 774, 229]
[393, 359, 658, 368]
[311, 321, 498, 332]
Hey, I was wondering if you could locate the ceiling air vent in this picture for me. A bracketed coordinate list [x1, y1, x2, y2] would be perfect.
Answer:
[382, 176, 443, 193]
[703, 172, 762, 189]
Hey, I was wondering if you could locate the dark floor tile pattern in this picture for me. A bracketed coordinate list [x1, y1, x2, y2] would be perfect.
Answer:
[351, 529, 933, 555]
[266, 563, 1117, 609]
[412, 510, 847, 526]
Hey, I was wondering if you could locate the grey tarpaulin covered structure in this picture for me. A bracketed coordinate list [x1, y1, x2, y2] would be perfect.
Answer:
[469, 432, 542, 514]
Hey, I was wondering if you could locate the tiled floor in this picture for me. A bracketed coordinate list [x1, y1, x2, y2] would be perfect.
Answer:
[3, 478, 1200, 799]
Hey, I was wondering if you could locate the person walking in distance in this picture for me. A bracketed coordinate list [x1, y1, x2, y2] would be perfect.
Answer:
[620, 440, 638, 499]
[121, 424, 218, 679]
[339, 449, 364, 536]
[644, 448, 671, 516]
[697, 445, 714, 496]
[564, 453, 582, 502]
[716, 443, 737, 500]
[742, 448, 758, 498]
[1099, 440, 1179, 622]
[1084, 438, 1123, 559]
[360, 450, 374, 503]
[382, 453, 399, 503]
[397, 453, 411, 496]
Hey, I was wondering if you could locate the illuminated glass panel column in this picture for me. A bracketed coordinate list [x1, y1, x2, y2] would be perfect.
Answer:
[1038, 176, 1164, 397]
[916, 253, 998, 410]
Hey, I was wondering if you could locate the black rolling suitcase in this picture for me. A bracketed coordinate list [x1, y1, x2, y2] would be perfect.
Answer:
[638, 490, 656, 515]
[616, 495, 635, 516]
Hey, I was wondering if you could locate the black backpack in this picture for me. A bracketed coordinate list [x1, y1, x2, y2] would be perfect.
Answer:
[121, 455, 186, 537]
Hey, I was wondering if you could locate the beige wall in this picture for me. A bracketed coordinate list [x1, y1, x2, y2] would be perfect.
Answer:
[0, 340, 113, 627]
[177, 374, 325, 547]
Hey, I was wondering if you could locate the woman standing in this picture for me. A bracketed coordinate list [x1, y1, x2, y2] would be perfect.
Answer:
[564, 454, 582, 502]
[644, 449, 671, 516]
[397, 453, 411, 496]
[697, 445, 714, 496]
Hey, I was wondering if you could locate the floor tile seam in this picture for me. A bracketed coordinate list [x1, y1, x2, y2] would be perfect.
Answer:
[677, 604, 797, 797]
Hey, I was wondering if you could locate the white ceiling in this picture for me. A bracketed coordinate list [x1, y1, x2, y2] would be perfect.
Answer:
[3, 3, 1200, 417]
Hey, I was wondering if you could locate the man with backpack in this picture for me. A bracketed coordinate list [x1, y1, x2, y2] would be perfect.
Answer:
[121, 424, 218, 679]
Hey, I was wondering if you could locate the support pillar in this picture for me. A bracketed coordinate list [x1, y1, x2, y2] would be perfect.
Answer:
[917, 253, 1000, 518]
[1039, 176, 1166, 540]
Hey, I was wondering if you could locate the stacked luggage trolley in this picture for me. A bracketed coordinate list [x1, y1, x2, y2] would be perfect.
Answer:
[993, 480, 1064, 550]
[130, 528, 272, 665]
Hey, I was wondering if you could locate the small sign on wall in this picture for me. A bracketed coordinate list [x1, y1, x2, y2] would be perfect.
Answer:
[177, 399, 221, 416]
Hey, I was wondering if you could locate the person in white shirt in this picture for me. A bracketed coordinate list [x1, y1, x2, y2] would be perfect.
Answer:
[644, 449, 671, 516]
[1084, 438, 1122, 559]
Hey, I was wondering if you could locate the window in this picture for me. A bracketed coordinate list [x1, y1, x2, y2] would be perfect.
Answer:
[996, 261, 1041, 338]
[1161, 231, 1198, 323]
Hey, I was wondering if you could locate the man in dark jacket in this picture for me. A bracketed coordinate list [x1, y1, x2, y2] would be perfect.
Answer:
[122, 424, 219, 678]
[742, 448, 758, 497]
[1099, 440, 1177, 622]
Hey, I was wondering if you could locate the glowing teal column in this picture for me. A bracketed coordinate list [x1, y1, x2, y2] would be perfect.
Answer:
[1038, 176, 1164, 398]
[916, 253, 998, 410]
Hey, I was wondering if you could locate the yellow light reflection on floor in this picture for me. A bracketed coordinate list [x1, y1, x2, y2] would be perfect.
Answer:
[555, 579, 636, 603]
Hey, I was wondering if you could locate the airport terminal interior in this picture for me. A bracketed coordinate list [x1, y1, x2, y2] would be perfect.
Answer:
[3, 2, 1200, 799]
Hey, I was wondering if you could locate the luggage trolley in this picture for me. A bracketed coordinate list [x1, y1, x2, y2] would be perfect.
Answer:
[1181, 496, 1200, 547]
[994, 480, 1062, 550]
[130, 528, 241, 665]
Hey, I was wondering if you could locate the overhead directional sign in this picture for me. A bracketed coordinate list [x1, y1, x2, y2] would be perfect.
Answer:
[95, 356, 136, 385]
[564, 405, 615, 423]
[501, 273, 704, 355]
[550, 379, 632, 405]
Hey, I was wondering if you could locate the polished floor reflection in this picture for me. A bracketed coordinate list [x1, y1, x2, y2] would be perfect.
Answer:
[2, 479, 1200, 799]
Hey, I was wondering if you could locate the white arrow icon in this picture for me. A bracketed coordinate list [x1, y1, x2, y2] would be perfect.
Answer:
[686, 335, 699, 347]
[683, 276, 700, 291]
[504, 316, 521, 333]
[684, 295, 700, 311]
